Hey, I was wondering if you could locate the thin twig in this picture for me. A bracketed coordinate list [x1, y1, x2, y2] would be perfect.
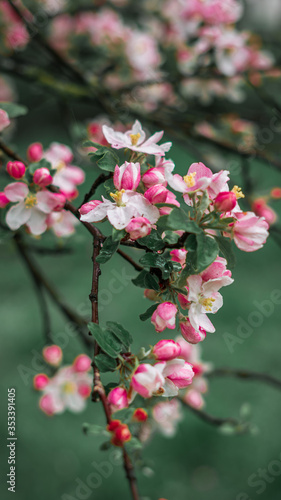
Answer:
[207, 368, 281, 391]
[79, 173, 113, 208]
[183, 401, 240, 428]
[0, 139, 27, 164]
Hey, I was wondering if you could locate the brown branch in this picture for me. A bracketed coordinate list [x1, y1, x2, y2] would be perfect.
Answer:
[207, 368, 281, 391]
[183, 400, 240, 428]
[117, 249, 143, 272]
[0, 139, 27, 165]
[79, 172, 113, 208]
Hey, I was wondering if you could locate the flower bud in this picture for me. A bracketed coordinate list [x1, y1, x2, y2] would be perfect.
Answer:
[144, 184, 169, 204]
[33, 373, 49, 390]
[79, 200, 102, 215]
[0, 192, 9, 208]
[180, 319, 206, 344]
[131, 363, 165, 398]
[78, 383, 91, 399]
[42, 345, 62, 366]
[6, 161, 26, 180]
[27, 142, 43, 162]
[151, 302, 178, 333]
[184, 389, 204, 409]
[51, 192, 66, 211]
[39, 394, 55, 416]
[33, 167, 53, 187]
[170, 249, 187, 266]
[125, 217, 152, 240]
[162, 359, 194, 389]
[107, 387, 128, 412]
[271, 187, 281, 199]
[73, 354, 91, 372]
[152, 339, 181, 361]
[113, 161, 141, 191]
[142, 167, 167, 188]
[0, 109, 10, 132]
[132, 408, 148, 422]
[107, 419, 122, 432]
[111, 424, 131, 446]
[214, 191, 237, 212]
[144, 289, 158, 301]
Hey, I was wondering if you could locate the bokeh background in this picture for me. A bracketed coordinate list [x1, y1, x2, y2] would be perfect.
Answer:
[1, 2, 281, 500]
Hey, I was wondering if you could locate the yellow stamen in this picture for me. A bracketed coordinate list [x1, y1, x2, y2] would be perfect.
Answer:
[130, 133, 141, 146]
[56, 161, 66, 172]
[232, 185, 245, 200]
[110, 189, 126, 206]
[63, 381, 76, 394]
[24, 194, 37, 208]
[200, 297, 215, 312]
[183, 172, 196, 188]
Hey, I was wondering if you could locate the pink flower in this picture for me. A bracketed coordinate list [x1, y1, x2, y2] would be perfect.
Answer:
[152, 339, 181, 361]
[0, 108, 10, 132]
[144, 184, 171, 204]
[102, 120, 172, 156]
[131, 363, 165, 398]
[43, 345, 62, 366]
[6, 161, 26, 180]
[152, 399, 183, 437]
[232, 211, 269, 252]
[214, 191, 237, 212]
[39, 366, 92, 416]
[170, 248, 187, 266]
[33, 168, 53, 187]
[72, 354, 92, 372]
[113, 162, 141, 191]
[186, 274, 233, 333]
[80, 191, 159, 230]
[27, 142, 43, 162]
[125, 216, 152, 240]
[151, 302, 178, 333]
[33, 373, 49, 391]
[180, 318, 206, 344]
[159, 358, 194, 396]
[252, 198, 277, 226]
[0, 192, 9, 208]
[4, 182, 64, 235]
[142, 167, 167, 188]
[200, 256, 232, 281]
[79, 200, 102, 215]
[47, 210, 78, 237]
[107, 387, 128, 412]
[184, 389, 204, 409]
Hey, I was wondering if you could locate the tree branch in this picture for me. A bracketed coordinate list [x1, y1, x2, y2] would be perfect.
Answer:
[207, 368, 281, 391]
[183, 400, 240, 428]
[79, 173, 113, 208]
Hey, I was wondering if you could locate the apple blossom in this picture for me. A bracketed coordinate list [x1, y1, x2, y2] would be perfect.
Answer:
[27, 142, 43, 162]
[252, 198, 277, 226]
[159, 358, 194, 396]
[107, 387, 128, 412]
[33, 167, 53, 187]
[170, 248, 187, 266]
[151, 302, 178, 333]
[214, 191, 237, 212]
[132, 408, 148, 422]
[152, 399, 183, 437]
[72, 354, 92, 372]
[47, 210, 78, 237]
[44, 142, 84, 199]
[125, 217, 152, 240]
[43, 345, 62, 366]
[131, 363, 165, 398]
[102, 120, 172, 156]
[79, 200, 102, 215]
[152, 339, 181, 361]
[111, 424, 131, 446]
[180, 318, 206, 344]
[142, 167, 167, 188]
[232, 211, 269, 252]
[113, 161, 141, 191]
[6, 161, 26, 180]
[0, 192, 9, 208]
[33, 373, 49, 391]
[0, 108, 10, 132]
[200, 256, 232, 281]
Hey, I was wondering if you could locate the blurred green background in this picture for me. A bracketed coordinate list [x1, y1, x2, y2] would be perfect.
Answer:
[0, 93, 281, 500]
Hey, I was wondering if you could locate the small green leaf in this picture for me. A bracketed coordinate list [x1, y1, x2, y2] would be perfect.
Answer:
[215, 235, 236, 269]
[167, 207, 201, 234]
[132, 270, 160, 291]
[112, 228, 126, 242]
[0, 102, 28, 118]
[140, 304, 158, 321]
[88, 322, 122, 358]
[28, 159, 52, 175]
[138, 230, 165, 251]
[83, 423, 108, 436]
[94, 353, 117, 372]
[106, 321, 133, 348]
[90, 146, 119, 172]
[196, 191, 210, 221]
[196, 233, 219, 272]
[163, 231, 180, 244]
[96, 236, 119, 264]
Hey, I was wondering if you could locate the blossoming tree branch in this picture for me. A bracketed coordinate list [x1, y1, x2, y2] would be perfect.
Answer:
[1, 1, 281, 499]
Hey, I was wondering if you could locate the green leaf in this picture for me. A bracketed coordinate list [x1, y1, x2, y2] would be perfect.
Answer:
[132, 270, 160, 291]
[111, 228, 126, 242]
[83, 423, 108, 436]
[88, 322, 122, 358]
[94, 353, 117, 372]
[215, 236, 236, 269]
[106, 321, 133, 348]
[163, 231, 180, 244]
[90, 146, 119, 172]
[138, 230, 165, 251]
[82, 140, 103, 148]
[196, 191, 210, 221]
[0, 102, 28, 118]
[127, 437, 143, 450]
[167, 207, 201, 233]
[196, 233, 219, 272]
[140, 304, 158, 321]
[96, 236, 119, 264]
[28, 159, 52, 175]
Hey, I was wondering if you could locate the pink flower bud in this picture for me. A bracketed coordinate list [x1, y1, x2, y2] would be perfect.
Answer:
[51, 192, 66, 211]
[151, 302, 178, 332]
[144, 289, 159, 301]
[184, 389, 204, 409]
[0, 192, 9, 208]
[170, 249, 187, 266]
[125, 217, 152, 240]
[132, 408, 148, 422]
[271, 187, 281, 199]
[79, 200, 102, 215]
[78, 383, 91, 399]
[73, 354, 91, 372]
[142, 167, 167, 188]
[33, 168, 53, 187]
[107, 387, 128, 412]
[252, 198, 277, 226]
[131, 363, 165, 398]
[39, 394, 55, 416]
[27, 142, 43, 162]
[6, 161, 26, 180]
[33, 373, 49, 390]
[180, 319, 206, 344]
[113, 161, 141, 191]
[214, 191, 237, 212]
[144, 184, 169, 204]
[178, 290, 190, 309]
[42, 345, 62, 366]
[0, 109, 10, 132]
[152, 339, 181, 361]
[162, 359, 194, 389]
